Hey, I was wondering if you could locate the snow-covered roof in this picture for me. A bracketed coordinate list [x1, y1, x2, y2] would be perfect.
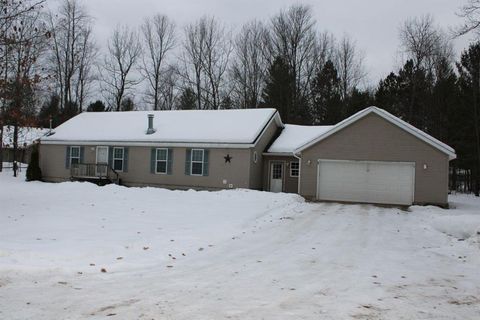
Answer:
[294, 106, 456, 160]
[42, 109, 282, 146]
[267, 124, 334, 154]
[2, 126, 50, 148]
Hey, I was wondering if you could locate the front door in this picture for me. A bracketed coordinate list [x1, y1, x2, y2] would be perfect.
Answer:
[270, 162, 283, 192]
[96, 146, 109, 177]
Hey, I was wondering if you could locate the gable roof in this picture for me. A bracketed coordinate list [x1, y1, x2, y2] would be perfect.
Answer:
[42, 109, 283, 147]
[293, 106, 456, 160]
[2, 126, 50, 148]
[267, 124, 334, 154]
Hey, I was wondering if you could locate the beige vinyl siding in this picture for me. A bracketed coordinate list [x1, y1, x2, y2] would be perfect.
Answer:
[40, 143, 252, 190]
[262, 155, 299, 193]
[299, 113, 449, 205]
[249, 118, 282, 190]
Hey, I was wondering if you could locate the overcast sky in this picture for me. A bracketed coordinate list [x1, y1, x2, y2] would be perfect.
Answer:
[58, 0, 472, 86]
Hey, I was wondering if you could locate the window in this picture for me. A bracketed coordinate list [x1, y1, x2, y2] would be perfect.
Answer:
[253, 151, 258, 163]
[191, 149, 204, 176]
[113, 147, 124, 171]
[70, 146, 80, 166]
[156, 148, 168, 174]
[290, 161, 299, 177]
[272, 163, 282, 179]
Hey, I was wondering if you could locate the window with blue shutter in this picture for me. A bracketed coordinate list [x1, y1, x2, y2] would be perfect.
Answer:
[112, 147, 124, 171]
[155, 148, 168, 174]
[68, 146, 80, 168]
[65, 146, 71, 169]
[79, 146, 85, 164]
[150, 148, 156, 173]
[203, 149, 209, 176]
[123, 147, 129, 172]
[191, 149, 204, 175]
[185, 149, 191, 175]
[108, 147, 113, 168]
[167, 148, 173, 175]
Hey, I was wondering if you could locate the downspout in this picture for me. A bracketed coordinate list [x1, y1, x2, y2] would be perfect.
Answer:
[293, 151, 302, 195]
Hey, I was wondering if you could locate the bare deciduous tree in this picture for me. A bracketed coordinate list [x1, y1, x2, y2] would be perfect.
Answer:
[47, 0, 96, 112]
[0, 0, 45, 172]
[180, 16, 231, 109]
[457, 0, 480, 36]
[267, 4, 319, 110]
[101, 25, 142, 111]
[2, 3, 48, 176]
[141, 14, 176, 110]
[335, 35, 366, 100]
[399, 15, 453, 75]
[230, 20, 269, 108]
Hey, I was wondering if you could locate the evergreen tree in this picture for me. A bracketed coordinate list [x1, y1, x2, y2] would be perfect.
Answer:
[457, 42, 480, 196]
[120, 98, 135, 111]
[261, 56, 294, 123]
[26, 146, 42, 181]
[87, 100, 107, 112]
[344, 88, 375, 117]
[38, 95, 61, 128]
[375, 60, 431, 130]
[177, 88, 196, 110]
[310, 60, 343, 125]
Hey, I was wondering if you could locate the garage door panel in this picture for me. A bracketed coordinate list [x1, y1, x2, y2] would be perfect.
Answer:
[316, 160, 415, 205]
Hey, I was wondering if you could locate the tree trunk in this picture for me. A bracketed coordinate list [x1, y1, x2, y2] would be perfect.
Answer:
[13, 124, 18, 177]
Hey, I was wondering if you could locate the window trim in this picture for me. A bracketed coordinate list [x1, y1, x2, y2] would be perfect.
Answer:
[190, 148, 204, 176]
[113, 147, 124, 172]
[290, 161, 299, 177]
[155, 148, 168, 175]
[70, 146, 81, 166]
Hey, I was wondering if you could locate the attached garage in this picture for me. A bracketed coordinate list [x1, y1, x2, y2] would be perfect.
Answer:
[266, 106, 456, 207]
[316, 160, 415, 206]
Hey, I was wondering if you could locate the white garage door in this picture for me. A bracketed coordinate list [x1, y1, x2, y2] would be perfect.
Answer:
[316, 160, 415, 206]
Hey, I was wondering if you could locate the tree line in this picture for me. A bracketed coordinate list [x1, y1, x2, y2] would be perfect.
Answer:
[1, 0, 480, 195]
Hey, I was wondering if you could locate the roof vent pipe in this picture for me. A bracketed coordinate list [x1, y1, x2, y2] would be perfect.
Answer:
[146, 114, 156, 134]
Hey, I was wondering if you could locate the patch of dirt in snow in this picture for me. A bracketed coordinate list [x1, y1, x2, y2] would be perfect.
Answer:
[88, 298, 140, 317]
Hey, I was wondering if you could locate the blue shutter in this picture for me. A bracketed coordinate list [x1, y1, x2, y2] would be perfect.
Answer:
[150, 148, 155, 173]
[123, 147, 129, 172]
[185, 149, 191, 175]
[79, 146, 85, 164]
[203, 149, 209, 176]
[108, 147, 113, 167]
[167, 148, 173, 175]
[65, 146, 71, 169]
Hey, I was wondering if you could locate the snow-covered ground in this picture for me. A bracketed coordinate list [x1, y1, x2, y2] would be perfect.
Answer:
[0, 172, 479, 319]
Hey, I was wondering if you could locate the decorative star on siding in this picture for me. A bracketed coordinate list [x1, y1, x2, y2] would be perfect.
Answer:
[224, 154, 232, 163]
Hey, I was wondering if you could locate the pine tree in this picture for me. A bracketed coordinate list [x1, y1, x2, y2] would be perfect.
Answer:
[177, 88, 197, 110]
[87, 100, 107, 112]
[38, 95, 61, 128]
[310, 60, 343, 125]
[26, 146, 42, 181]
[375, 60, 431, 129]
[261, 56, 294, 123]
[457, 42, 480, 196]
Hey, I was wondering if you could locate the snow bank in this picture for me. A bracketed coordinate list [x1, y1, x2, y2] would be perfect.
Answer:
[1, 174, 480, 319]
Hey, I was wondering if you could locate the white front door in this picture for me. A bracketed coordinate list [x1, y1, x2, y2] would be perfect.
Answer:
[316, 160, 415, 205]
[96, 146, 109, 176]
[270, 162, 283, 193]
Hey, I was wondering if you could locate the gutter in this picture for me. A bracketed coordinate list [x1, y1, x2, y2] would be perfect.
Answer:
[293, 151, 302, 195]
[40, 140, 257, 149]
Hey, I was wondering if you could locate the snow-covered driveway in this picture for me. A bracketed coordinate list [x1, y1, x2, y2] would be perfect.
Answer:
[1, 172, 479, 319]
